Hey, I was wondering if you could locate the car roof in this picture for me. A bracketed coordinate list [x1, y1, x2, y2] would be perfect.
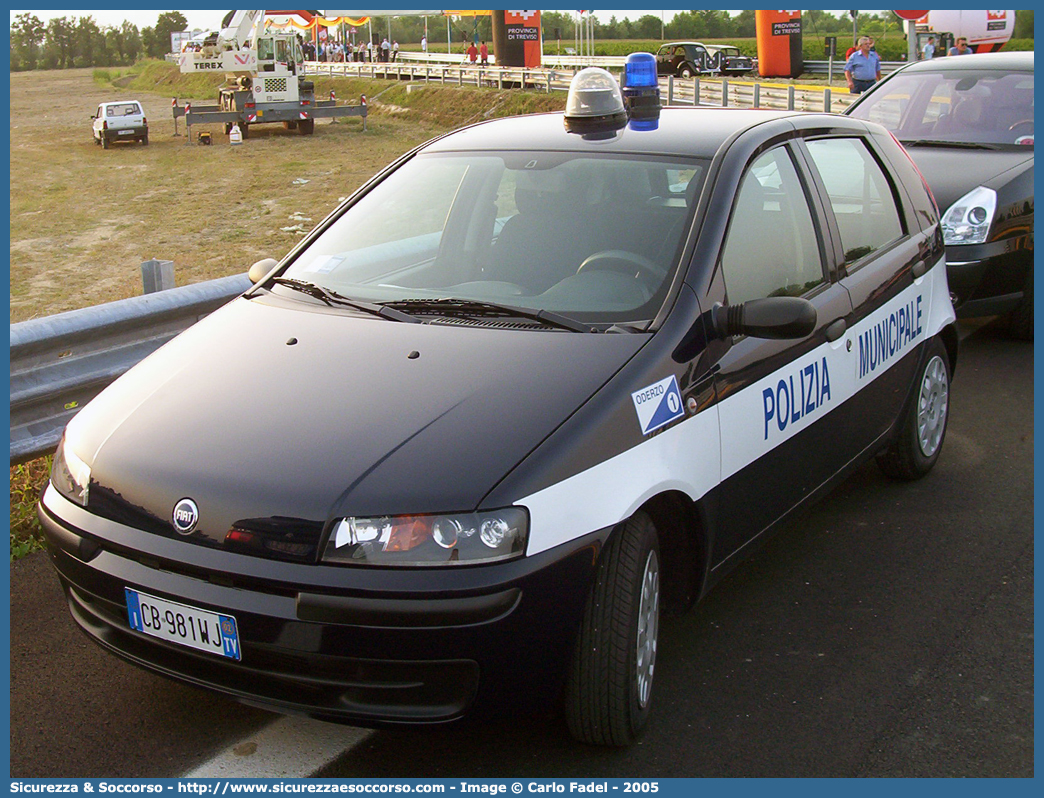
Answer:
[662, 42, 706, 48]
[422, 107, 850, 160]
[897, 51, 1033, 74]
[100, 100, 142, 106]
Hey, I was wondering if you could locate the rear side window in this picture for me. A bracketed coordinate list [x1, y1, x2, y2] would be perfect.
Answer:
[805, 138, 904, 267]
[719, 147, 825, 305]
[107, 103, 141, 117]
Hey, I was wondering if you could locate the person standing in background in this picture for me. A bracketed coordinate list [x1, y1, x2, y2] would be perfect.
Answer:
[845, 36, 882, 95]
[921, 36, 936, 60]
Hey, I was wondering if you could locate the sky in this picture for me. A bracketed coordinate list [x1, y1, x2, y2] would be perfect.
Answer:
[12, 9, 872, 34]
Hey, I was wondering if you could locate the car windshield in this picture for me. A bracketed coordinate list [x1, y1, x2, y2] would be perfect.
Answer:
[848, 68, 1034, 147]
[280, 151, 706, 325]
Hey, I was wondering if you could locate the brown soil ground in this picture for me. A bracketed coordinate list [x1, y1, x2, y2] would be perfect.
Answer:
[8, 68, 442, 323]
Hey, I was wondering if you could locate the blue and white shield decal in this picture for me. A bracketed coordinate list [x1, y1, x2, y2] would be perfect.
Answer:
[631, 375, 685, 436]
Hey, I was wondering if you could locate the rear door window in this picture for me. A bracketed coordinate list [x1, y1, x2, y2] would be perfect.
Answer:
[805, 138, 904, 268]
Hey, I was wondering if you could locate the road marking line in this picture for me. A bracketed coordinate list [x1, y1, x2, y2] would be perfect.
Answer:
[183, 716, 373, 778]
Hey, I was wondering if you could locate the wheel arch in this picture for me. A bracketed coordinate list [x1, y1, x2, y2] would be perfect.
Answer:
[937, 322, 959, 376]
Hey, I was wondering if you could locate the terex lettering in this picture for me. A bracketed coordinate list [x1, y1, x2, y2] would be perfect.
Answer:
[859, 294, 923, 379]
[762, 356, 831, 440]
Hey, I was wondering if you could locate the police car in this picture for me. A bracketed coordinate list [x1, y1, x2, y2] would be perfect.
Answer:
[40, 58, 957, 746]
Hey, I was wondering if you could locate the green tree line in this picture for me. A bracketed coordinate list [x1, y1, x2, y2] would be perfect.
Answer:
[9, 11, 186, 71]
[11, 9, 1032, 72]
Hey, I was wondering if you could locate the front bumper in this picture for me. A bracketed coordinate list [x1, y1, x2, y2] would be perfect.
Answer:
[38, 485, 604, 725]
[946, 237, 1032, 318]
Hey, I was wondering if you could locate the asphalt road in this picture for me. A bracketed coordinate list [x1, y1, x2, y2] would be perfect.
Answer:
[10, 319, 1033, 778]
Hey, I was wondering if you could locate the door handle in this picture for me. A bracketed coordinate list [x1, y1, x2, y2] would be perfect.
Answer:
[912, 260, 928, 279]
[825, 318, 847, 342]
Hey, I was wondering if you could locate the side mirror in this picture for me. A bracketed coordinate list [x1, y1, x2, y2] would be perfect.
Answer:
[712, 296, 817, 340]
[248, 257, 279, 284]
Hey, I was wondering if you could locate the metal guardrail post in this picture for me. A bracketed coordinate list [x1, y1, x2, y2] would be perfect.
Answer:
[141, 259, 175, 294]
[788, 85, 796, 110]
[824, 88, 832, 113]
[667, 75, 674, 105]
[693, 78, 700, 106]
[753, 83, 760, 108]
[721, 79, 729, 108]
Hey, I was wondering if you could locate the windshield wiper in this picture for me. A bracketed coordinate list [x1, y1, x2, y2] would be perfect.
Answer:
[270, 278, 420, 323]
[900, 139, 1001, 151]
[381, 298, 594, 333]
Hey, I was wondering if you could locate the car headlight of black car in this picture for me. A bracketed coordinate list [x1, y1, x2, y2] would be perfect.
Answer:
[941, 186, 997, 246]
[51, 433, 91, 507]
[321, 508, 528, 566]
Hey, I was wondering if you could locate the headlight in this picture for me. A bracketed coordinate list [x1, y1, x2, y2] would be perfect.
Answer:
[942, 186, 997, 246]
[51, 434, 91, 507]
[322, 508, 528, 567]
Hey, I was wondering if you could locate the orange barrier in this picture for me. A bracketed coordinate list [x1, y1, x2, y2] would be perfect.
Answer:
[755, 10, 803, 78]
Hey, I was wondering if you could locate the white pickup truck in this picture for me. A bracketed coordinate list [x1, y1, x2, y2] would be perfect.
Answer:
[92, 101, 148, 149]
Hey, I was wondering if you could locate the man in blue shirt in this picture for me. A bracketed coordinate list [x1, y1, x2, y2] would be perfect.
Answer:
[949, 37, 972, 55]
[845, 36, 882, 95]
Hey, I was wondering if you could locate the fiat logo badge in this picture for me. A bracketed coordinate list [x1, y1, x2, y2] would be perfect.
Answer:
[172, 498, 199, 535]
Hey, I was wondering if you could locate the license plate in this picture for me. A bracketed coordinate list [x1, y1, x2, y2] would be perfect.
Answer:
[118, 130, 134, 135]
[125, 588, 241, 661]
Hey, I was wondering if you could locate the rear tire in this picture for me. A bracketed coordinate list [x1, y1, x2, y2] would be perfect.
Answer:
[877, 337, 950, 480]
[680, 66, 694, 79]
[141, 133, 149, 145]
[101, 136, 109, 149]
[1007, 269, 1033, 340]
[566, 511, 660, 746]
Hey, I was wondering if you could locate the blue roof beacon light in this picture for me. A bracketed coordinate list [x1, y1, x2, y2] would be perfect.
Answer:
[564, 67, 628, 134]
[621, 52, 661, 131]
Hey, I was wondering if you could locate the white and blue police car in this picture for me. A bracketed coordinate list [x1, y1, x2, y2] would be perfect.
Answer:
[41, 58, 957, 746]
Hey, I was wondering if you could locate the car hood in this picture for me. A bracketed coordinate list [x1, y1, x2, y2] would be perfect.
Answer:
[901, 146, 1033, 212]
[67, 295, 647, 557]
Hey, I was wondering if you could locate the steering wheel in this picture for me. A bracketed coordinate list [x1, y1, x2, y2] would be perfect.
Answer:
[1009, 119, 1034, 136]
[576, 250, 668, 282]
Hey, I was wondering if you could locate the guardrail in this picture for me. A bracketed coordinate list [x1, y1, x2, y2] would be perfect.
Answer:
[305, 60, 856, 113]
[308, 56, 902, 76]
[9, 274, 251, 465]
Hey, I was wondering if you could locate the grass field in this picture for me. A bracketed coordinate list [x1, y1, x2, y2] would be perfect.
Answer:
[8, 61, 569, 558]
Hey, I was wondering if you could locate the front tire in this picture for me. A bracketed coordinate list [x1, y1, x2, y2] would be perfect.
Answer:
[566, 511, 660, 746]
[877, 337, 950, 480]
